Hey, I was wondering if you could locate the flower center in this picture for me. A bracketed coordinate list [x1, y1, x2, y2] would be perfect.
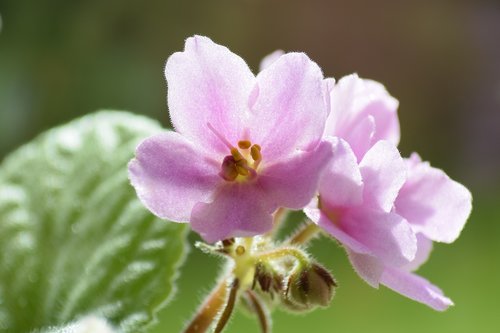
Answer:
[220, 140, 262, 182]
[206, 123, 263, 182]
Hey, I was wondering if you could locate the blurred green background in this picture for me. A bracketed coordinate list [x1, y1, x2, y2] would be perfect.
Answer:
[0, 0, 499, 332]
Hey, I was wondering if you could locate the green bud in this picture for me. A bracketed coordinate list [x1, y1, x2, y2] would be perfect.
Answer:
[283, 263, 337, 312]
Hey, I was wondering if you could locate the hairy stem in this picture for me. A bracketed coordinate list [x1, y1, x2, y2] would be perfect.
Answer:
[183, 278, 228, 333]
[258, 247, 310, 267]
[287, 221, 322, 246]
[245, 290, 270, 333]
[214, 278, 240, 333]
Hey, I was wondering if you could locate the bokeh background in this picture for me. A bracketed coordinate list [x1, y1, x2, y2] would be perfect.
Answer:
[1, 0, 499, 332]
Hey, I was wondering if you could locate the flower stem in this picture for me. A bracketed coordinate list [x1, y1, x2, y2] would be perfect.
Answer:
[258, 247, 310, 267]
[182, 278, 228, 333]
[286, 221, 322, 246]
[214, 278, 240, 333]
[244, 290, 270, 333]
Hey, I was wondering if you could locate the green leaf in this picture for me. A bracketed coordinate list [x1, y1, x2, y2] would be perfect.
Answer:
[33, 315, 117, 333]
[0, 111, 188, 333]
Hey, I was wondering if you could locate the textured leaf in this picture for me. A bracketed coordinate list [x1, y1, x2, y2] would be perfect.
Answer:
[0, 111, 188, 333]
[34, 315, 117, 333]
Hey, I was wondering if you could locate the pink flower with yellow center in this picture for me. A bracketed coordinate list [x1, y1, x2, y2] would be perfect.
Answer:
[128, 36, 332, 242]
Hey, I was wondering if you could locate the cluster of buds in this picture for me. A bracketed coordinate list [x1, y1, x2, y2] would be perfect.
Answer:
[190, 233, 336, 332]
[249, 252, 336, 312]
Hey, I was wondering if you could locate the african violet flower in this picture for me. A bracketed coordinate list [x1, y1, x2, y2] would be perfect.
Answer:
[324, 74, 400, 160]
[129, 36, 332, 242]
[349, 153, 472, 310]
[306, 137, 472, 310]
[304, 138, 417, 277]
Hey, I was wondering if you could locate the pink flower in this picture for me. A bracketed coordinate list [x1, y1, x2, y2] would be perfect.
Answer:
[315, 147, 472, 311]
[304, 138, 417, 276]
[324, 74, 400, 161]
[361, 153, 471, 311]
[128, 36, 332, 243]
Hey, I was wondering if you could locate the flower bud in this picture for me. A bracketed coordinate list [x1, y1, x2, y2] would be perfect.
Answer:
[283, 263, 336, 312]
[253, 262, 283, 295]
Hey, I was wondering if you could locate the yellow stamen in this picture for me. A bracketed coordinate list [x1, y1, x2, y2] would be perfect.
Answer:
[250, 145, 262, 161]
[220, 156, 239, 181]
[220, 142, 262, 182]
[231, 147, 244, 161]
[236, 165, 250, 176]
[238, 140, 252, 149]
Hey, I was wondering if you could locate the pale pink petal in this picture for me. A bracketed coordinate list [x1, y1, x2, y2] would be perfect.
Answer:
[362, 81, 400, 145]
[347, 250, 385, 287]
[128, 131, 220, 222]
[325, 74, 400, 159]
[322, 78, 336, 117]
[259, 50, 284, 71]
[190, 184, 273, 243]
[249, 53, 327, 159]
[331, 208, 417, 266]
[165, 35, 255, 153]
[311, 204, 416, 267]
[359, 141, 406, 212]
[406, 152, 423, 168]
[395, 155, 473, 243]
[313, 211, 373, 255]
[402, 233, 433, 272]
[318, 137, 363, 207]
[381, 266, 454, 311]
[343, 115, 375, 161]
[303, 197, 322, 225]
[257, 140, 333, 209]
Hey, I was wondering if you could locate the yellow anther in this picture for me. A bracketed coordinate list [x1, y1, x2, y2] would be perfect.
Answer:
[238, 140, 252, 149]
[236, 165, 250, 176]
[235, 245, 245, 256]
[231, 147, 244, 161]
[219, 156, 239, 181]
[250, 144, 262, 161]
[235, 158, 248, 167]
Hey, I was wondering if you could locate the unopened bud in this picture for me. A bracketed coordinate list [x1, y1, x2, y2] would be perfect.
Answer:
[253, 262, 282, 294]
[283, 263, 336, 312]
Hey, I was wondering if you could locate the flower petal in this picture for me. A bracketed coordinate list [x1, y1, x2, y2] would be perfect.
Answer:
[190, 184, 273, 243]
[313, 211, 373, 255]
[325, 74, 400, 159]
[249, 53, 327, 159]
[259, 50, 284, 71]
[381, 267, 454, 311]
[337, 208, 417, 266]
[128, 131, 220, 222]
[395, 153, 472, 243]
[258, 140, 333, 209]
[347, 250, 385, 287]
[344, 115, 376, 161]
[318, 137, 363, 207]
[402, 233, 433, 272]
[311, 204, 416, 268]
[165, 35, 255, 153]
[359, 140, 406, 212]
